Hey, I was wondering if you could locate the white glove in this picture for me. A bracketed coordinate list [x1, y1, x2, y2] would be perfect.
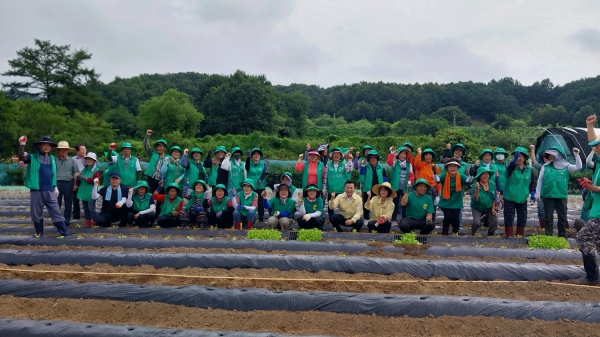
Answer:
[302, 214, 311, 222]
[434, 196, 440, 206]
[115, 201, 124, 209]
[274, 211, 280, 217]
[54, 187, 59, 197]
[93, 178, 99, 185]
[573, 148, 580, 155]
[389, 146, 395, 153]
[407, 181, 412, 189]
[128, 188, 134, 195]
[322, 188, 327, 196]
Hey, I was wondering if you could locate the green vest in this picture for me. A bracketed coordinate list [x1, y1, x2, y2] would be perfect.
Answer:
[390, 161, 411, 192]
[184, 161, 206, 189]
[362, 164, 384, 192]
[268, 197, 296, 218]
[437, 173, 468, 209]
[184, 192, 205, 212]
[302, 161, 324, 189]
[247, 160, 266, 190]
[144, 152, 168, 177]
[504, 166, 532, 204]
[211, 196, 230, 212]
[25, 152, 57, 190]
[458, 161, 468, 175]
[208, 162, 219, 187]
[587, 167, 600, 219]
[132, 193, 152, 212]
[496, 163, 507, 191]
[159, 196, 183, 217]
[230, 160, 246, 191]
[165, 160, 185, 190]
[117, 155, 138, 187]
[303, 197, 324, 218]
[471, 182, 496, 210]
[541, 165, 569, 199]
[77, 166, 99, 201]
[237, 191, 257, 217]
[326, 160, 349, 193]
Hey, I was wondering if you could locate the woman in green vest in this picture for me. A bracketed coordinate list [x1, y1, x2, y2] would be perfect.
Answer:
[246, 148, 268, 222]
[535, 145, 582, 237]
[266, 184, 296, 230]
[180, 180, 209, 228]
[386, 146, 414, 224]
[205, 146, 229, 188]
[359, 150, 387, 220]
[180, 147, 207, 191]
[435, 159, 473, 235]
[442, 143, 469, 175]
[233, 179, 258, 230]
[353, 145, 373, 169]
[125, 180, 156, 227]
[504, 147, 537, 237]
[324, 147, 352, 218]
[75, 152, 101, 228]
[152, 183, 183, 228]
[102, 150, 118, 186]
[207, 184, 235, 228]
[297, 184, 325, 230]
[108, 142, 141, 188]
[270, 172, 300, 202]
[143, 130, 170, 194]
[470, 167, 498, 236]
[494, 148, 508, 193]
[222, 147, 246, 196]
[296, 149, 325, 195]
[161, 146, 185, 193]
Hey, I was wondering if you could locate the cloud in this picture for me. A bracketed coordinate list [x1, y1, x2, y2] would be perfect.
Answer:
[197, 0, 296, 25]
[569, 28, 600, 52]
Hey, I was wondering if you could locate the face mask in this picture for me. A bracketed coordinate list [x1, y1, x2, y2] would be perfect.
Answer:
[233, 153, 241, 160]
[496, 154, 505, 161]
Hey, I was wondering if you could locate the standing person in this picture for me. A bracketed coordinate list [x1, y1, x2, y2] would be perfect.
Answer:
[142, 130, 170, 193]
[92, 172, 129, 227]
[179, 180, 209, 228]
[162, 146, 185, 192]
[529, 144, 547, 228]
[535, 146, 582, 237]
[435, 159, 473, 235]
[180, 147, 207, 190]
[265, 184, 296, 230]
[233, 179, 258, 230]
[399, 179, 436, 235]
[359, 150, 387, 220]
[386, 146, 415, 225]
[221, 147, 246, 196]
[324, 147, 353, 217]
[574, 173, 600, 284]
[125, 180, 156, 227]
[152, 183, 183, 228]
[296, 148, 325, 196]
[107, 142, 141, 188]
[328, 180, 364, 232]
[205, 146, 229, 189]
[401, 142, 416, 165]
[472, 148, 500, 188]
[74, 152, 100, 227]
[297, 184, 325, 230]
[54, 141, 78, 225]
[72, 143, 86, 220]
[18, 135, 70, 237]
[353, 145, 373, 169]
[442, 143, 469, 174]
[494, 148, 508, 193]
[414, 148, 441, 222]
[470, 167, 498, 236]
[504, 147, 537, 237]
[365, 182, 396, 233]
[246, 147, 268, 223]
[207, 184, 235, 228]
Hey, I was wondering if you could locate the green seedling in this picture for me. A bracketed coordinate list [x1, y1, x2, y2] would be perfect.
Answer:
[500, 245, 507, 249]
[246, 229, 282, 241]
[163, 235, 171, 240]
[352, 229, 357, 233]
[141, 235, 148, 240]
[57, 236, 64, 239]
[100, 235, 105, 239]
[475, 244, 483, 248]
[231, 236, 237, 241]
[186, 236, 194, 240]
[446, 243, 452, 247]
[76, 235, 84, 240]
[75, 224, 81, 228]
[393, 232, 422, 245]
[528, 235, 570, 250]
[118, 234, 126, 239]
[298, 228, 322, 242]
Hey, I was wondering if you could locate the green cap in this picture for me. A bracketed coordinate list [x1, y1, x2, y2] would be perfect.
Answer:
[478, 148, 493, 160]
[304, 184, 319, 191]
[241, 179, 256, 190]
[421, 148, 435, 158]
[361, 145, 373, 154]
[193, 180, 207, 191]
[153, 139, 168, 148]
[396, 146, 411, 157]
[329, 147, 342, 157]
[134, 180, 149, 190]
[165, 183, 180, 193]
[475, 167, 492, 180]
[494, 147, 507, 154]
[366, 149, 380, 161]
[281, 172, 293, 181]
[213, 184, 227, 193]
[120, 142, 134, 150]
[250, 147, 263, 157]
[450, 143, 467, 155]
[231, 147, 243, 154]
[514, 146, 529, 160]
[413, 178, 429, 188]
[214, 146, 227, 153]
[190, 147, 203, 156]
[402, 142, 414, 151]
[341, 147, 349, 154]
[169, 146, 182, 155]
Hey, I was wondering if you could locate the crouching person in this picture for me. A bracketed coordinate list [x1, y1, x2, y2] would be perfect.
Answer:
[92, 172, 129, 227]
[179, 180, 209, 228]
[266, 184, 296, 230]
[207, 184, 234, 228]
[365, 182, 396, 233]
[328, 180, 364, 232]
[153, 183, 183, 227]
[470, 167, 498, 236]
[297, 184, 325, 230]
[125, 180, 156, 227]
[233, 179, 258, 230]
[399, 179, 435, 234]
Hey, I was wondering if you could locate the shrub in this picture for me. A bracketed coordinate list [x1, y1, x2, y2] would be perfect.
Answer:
[246, 229, 282, 240]
[6, 167, 25, 185]
[393, 232, 422, 245]
[527, 235, 570, 250]
[297, 228, 322, 242]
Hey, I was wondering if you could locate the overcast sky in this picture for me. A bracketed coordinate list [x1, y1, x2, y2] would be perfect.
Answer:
[1, 0, 600, 88]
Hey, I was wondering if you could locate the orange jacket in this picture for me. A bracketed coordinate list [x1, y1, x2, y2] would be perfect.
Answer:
[414, 152, 441, 193]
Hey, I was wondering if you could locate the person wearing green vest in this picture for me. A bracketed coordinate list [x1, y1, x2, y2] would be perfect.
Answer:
[324, 147, 353, 217]
[161, 146, 185, 193]
[470, 167, 498, 236]
[233, 179, 259, 230]
[207, 184, 235, 228]
[434, 159, 473, 235]
[143, 130, 170, 194]
[575, 173, 600, 284]
[102, 150, 118, 187]
[473, 148, 500, 188]
[386, 146, 415, 225]
[246, 147, 268, 222]
[402, 142, 416, 166]
[441, 143, 469, 175]
[359, 150, 387, 220]
[297, 184, 325, 230]
[18, 135, 70, 237]
[125, 180, 156, 227]
[265, 184, 296, 230]
[399, 179, 435, 234]
[107, 142, 141, 188]
[353, 145, 373, 169]
[180, 180, 209, 228]
[152, 183, 183, 228]
[494, 148, 508, 193]
[180, 147, 208, 191]
[365, 182, 396, 233]
[222, 147, 247, 196]
[529, 144, 549, 229]
[535, 145, 582, 237]
[270, 172, 300, 202]
[74, 152, 101, 227]
[504, 147, 537, 237]
[205, 146, 229, 188]
[296, 149, 325, 194]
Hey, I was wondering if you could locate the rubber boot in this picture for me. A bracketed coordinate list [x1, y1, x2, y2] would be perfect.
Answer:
[471, 223, 480, 236]
[235, 221, 243, 230]
[442, 225, 449, 235]
[85, 219, 92, 228]
[516, 226, 525, 237]
[247, 221, 254, 230]
[91, 220, 97, 227]
[576, 254, 600, 285]
[505, 226, 513, 238]
[566, 220, 570, 229]
[54, 221, 70, 237]
[33, 222, 44, 237]
[538, 218, 545, 229]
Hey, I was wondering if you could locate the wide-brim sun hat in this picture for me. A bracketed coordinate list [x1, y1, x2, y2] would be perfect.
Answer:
[33, 136, 57, 147]
[55, 141, 74, 151]
[372, 182, 397, 199]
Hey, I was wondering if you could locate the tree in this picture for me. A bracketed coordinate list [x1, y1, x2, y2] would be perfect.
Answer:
[137, 89, 204, 138]
[491, 114, 513, 130]
[572, 105, 595, 126]
[529, 104, 572, 127]
[277, 91, 310, 138]
[431, 106, 471, 126]
[2, 39, 104, 113]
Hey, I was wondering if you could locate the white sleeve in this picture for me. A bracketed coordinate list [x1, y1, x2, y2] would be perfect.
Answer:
[569, 154, 583, 172]
[139, 204, 156, 215]
[135, 159, 142, 172]
[91, 186, 100, 200]
[433, 175, 440, 183]
[126, 193, 133, 208]
[536, 166, 545, 197]
[587, 151, 596, 169]
[221, 158, 231, 172]
[465, 175, 473, 183]
[297, 203, 306, 216]
[310, 210, 322, 218]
